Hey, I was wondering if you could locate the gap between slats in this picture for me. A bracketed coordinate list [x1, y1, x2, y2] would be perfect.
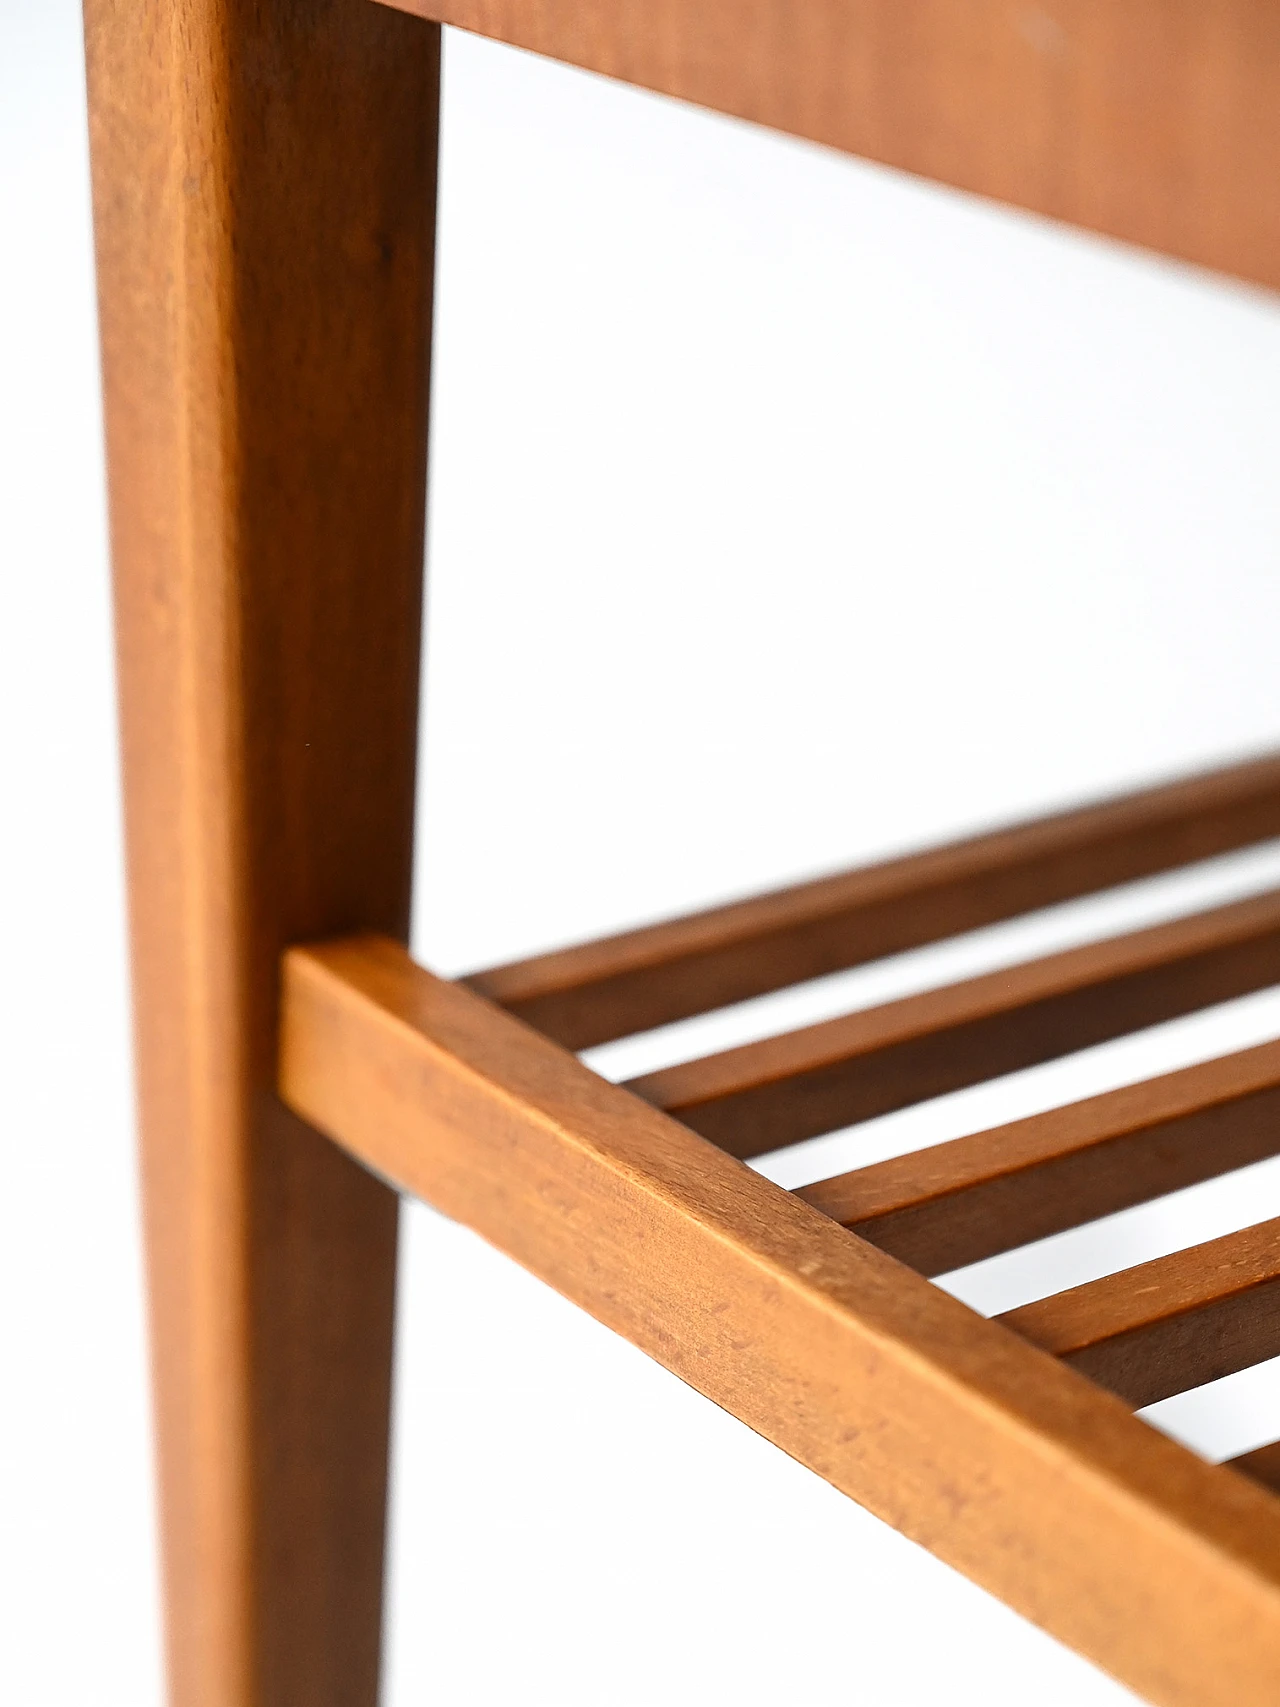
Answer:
[464, 756, 1280, 1479]
[624, 888, 1280, 1158]
[794, 1053, 1280, 1444]
[795, 1041, 1280, 1275]
[467, 751, 1280, 1049]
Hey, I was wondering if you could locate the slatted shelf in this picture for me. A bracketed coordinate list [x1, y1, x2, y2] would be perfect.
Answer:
[278, 929, 1280, 1707]
[280, 751, 1280, 1707]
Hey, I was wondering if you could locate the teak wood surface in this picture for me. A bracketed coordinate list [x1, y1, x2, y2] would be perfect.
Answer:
[82, 0, 1280, 1704]
[83, 1, 439, 1703]
[375, 0, 1280, 294]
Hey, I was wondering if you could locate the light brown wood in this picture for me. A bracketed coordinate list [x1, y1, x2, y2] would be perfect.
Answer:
[377, 0, 1280, 295]
[799, 1041, 1280, 1275]
[83, 4, 439, 1704]
[470, 751, 1280, 1049]
[280, 933, 1280, 1707]
[627, 886, 1280, 1158]
[1000, 1219, 1280, 1408]
[82, 0, 1280, 1693]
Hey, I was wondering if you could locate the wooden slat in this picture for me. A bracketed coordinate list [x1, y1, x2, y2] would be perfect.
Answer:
[1000, 1220, 1280, 1408]
[1229, 1442, 1280, 1496]
[468, 751, 1280, 1049]
[279, 933, 1280, 1707]
[378, 0, 1280, 295]
[798, 1042, 1280, 1276]
[626, 887, 1280, 1159]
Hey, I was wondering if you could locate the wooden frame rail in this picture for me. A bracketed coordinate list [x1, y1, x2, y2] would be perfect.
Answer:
[281, 932, 1280, 1707]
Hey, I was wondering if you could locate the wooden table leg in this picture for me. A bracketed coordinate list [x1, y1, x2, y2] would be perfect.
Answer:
[82, 3, 440, 1702]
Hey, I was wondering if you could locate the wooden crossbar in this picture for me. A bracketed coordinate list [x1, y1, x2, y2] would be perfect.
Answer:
[1001, 1219, 1280, 1408]
[374, 0, 1280, 295]
[624, 887, 1280, 1157]
[469, 751, 1280, 1048]
[798, 1042, 1280, 1275]
[281, 931, 1280, 1707]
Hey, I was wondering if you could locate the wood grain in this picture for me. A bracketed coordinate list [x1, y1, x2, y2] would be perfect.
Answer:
[470, 751, 1280, 1049]
[281, 934, 1280, 1707]
[1000, 1218, 1280, 1407]
[376, 0, 1280, 295]
[627, 886, 1280, 1158]
[83, 4, 439, 1704]
[799, 1041, 1280, 1275]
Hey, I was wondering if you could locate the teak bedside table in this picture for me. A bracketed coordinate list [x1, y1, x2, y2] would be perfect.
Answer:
[81, 2, 1280, 1704]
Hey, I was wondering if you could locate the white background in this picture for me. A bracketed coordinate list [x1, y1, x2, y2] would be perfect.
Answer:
[6, 0, 1280, 1701]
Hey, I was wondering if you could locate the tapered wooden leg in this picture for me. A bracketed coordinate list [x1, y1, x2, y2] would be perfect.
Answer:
[82, 3, 439, 1703]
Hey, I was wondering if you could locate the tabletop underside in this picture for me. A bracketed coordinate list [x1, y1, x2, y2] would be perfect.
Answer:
[379, 0, 1280, 294]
